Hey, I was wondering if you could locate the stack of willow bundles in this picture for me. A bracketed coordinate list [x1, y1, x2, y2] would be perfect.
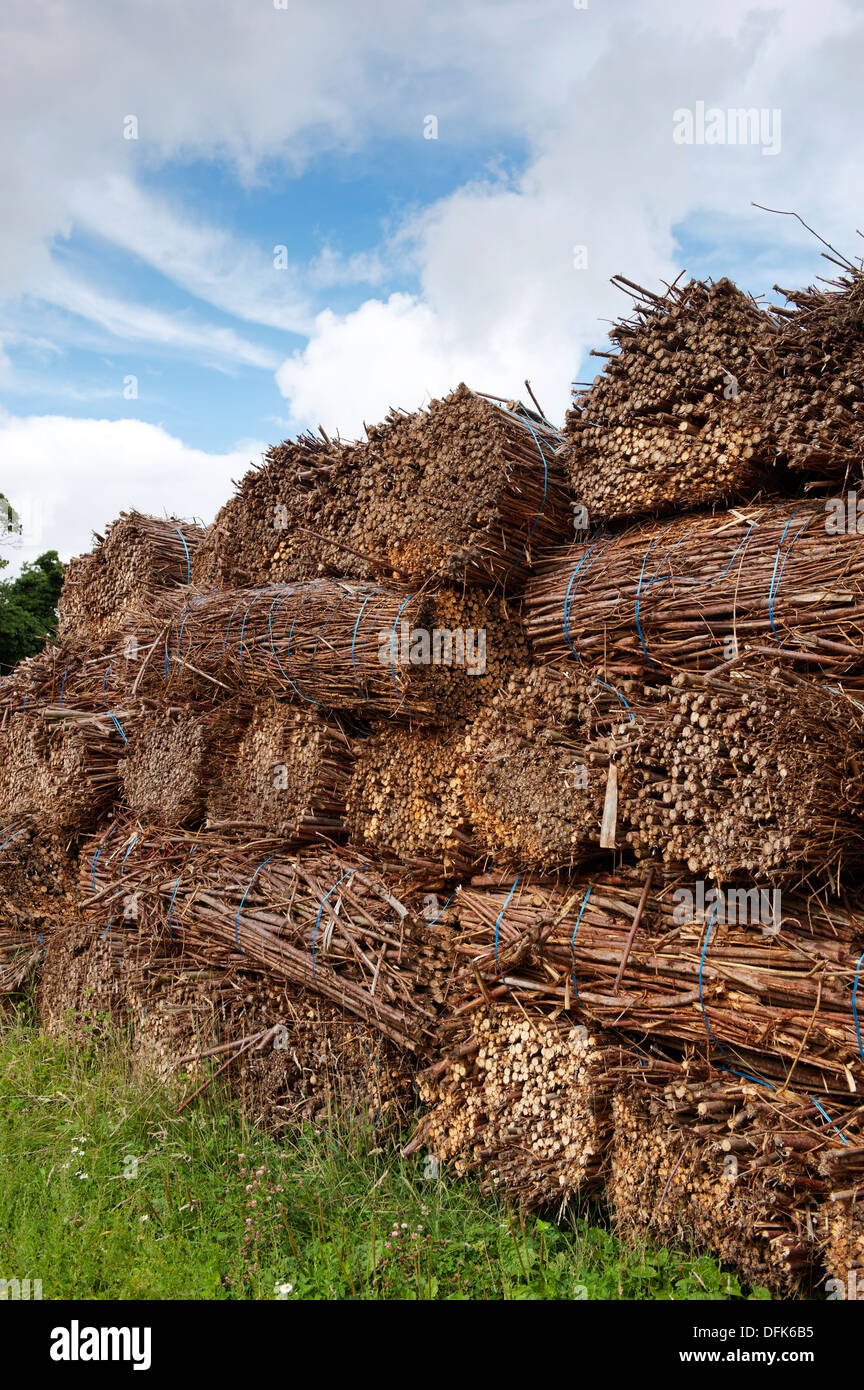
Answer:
[120, 702, 244, 825]
[524, 497, 864, 678]
[460, 666, 636, 869]
[345, 725, 474, 879]
[752, 266, 864, 485]
[618, 670, 864, 885]
[192, 386, 571, 590]
[208, 702, 354, 843]
[565, 277, 774, 522]
[407, 1008, 621, 1208]
[57, 511, 204, 643]
[609, 1063, 862, 1296]
[82, 825, 455, 1052]
[450, 872, 864, 1095]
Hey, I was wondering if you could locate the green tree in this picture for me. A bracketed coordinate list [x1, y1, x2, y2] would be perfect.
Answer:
[0, 550, 66, 673]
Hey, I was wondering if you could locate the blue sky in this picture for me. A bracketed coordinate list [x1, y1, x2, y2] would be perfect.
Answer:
[1, 0, 863, 570]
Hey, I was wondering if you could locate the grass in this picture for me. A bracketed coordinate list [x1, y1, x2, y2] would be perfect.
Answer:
[0, 1003, 769, 1301]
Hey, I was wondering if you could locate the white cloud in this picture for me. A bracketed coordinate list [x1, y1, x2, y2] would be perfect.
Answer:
[65, 175, 314, 335]
[0, 411, 263, 573]
[275, 0, 864, 433]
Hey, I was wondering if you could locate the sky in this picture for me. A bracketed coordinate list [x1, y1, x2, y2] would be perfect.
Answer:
[1, 0, 863, 573]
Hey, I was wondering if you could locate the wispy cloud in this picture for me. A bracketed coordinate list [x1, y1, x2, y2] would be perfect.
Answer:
[33, 269, 282, 369]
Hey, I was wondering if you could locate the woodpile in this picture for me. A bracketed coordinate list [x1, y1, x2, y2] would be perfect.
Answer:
[208, 702, 354, 843]
[524, 496, 864, 678]
[751, 265, 864, 485]
[346, 724, 474, 879]
[10, 260, 864, 1292]
[564, 277, 775, 522]
[192, 386, 571, 590]
[617, 670, 864, 886]
[58, 511, 204, 643]
[120, 702, 243, 825]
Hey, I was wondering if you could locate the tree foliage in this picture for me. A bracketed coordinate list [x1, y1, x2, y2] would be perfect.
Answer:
[0, 549, 66, 673]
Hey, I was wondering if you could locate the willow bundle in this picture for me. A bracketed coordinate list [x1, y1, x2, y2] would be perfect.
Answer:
[135, 964, 412, 1131]
[222, 984, 413, 1134]
[57, 512, 204, 644]
[751, 267, 864, 484]
[37, 917, 128, 1036]
[823, 1198, 864, 1299]
[0, 827, 74, 930]
[0, 713, 43, 824]
[208, 701, 354, 843]
[192, 387, 570, 591]
[82, 826, 453, 1051]
[565, 277, 774, 522]
[120, 702, 245, 825]
[450, 872, 864, 1095]
[619, 670, 864, 885]
[346, 724, 474, 878]
[408, 1008, 619, 1208]
[460, 666, 637, 869]
[39, 910, 414, 1130]
[416, 587, 530, 720]
[609, 1067, 831, 1295]
[0, 702, 136, 834]
[0, 826, 70, 996]
[524, 497, 864, 678]
[151, 581, 436, 715]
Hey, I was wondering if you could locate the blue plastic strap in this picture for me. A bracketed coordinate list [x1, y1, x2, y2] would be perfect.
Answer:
[810, 1096, 849, 1145]
[311, 866, 367, 982]
[493, 876, 521, 980]
[234, 855, 274, 950]
[350, 588, 382, 698]
[174, 527, 192, 585]
[569, 886, 593, 1002]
